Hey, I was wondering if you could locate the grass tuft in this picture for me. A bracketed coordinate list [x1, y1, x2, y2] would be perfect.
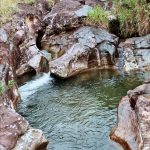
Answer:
[86, 5, 109, 28]
[113, 0, 150, 37]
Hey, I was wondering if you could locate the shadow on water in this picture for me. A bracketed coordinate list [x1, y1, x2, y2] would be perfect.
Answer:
[18, 69, 150, 150]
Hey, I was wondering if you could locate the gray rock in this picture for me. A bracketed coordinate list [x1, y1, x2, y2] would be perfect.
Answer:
[135, 49, 150, 69]
[134, 34, 150, 49]
[75, 5, 92, 17]
[74, 26, 118, 48]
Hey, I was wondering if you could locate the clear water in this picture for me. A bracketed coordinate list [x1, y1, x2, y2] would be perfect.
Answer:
[18, 70, 150, 150]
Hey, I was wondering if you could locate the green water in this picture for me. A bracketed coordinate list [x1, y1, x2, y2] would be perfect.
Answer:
[18, 70, 150, 150]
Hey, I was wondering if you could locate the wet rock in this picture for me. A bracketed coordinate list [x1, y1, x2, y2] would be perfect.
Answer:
[50, 43, 100, 78]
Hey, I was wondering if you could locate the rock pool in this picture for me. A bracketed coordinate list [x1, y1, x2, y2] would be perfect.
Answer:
[18, 70, 150, 150]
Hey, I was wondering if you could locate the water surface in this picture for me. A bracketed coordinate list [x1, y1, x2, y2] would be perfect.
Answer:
[18, 70, 150, 150]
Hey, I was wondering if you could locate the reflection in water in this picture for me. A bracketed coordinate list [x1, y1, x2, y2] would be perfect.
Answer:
[18, 70, 150, 150]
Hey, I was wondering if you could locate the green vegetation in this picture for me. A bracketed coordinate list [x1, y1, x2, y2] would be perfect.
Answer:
[86, 1, 149, 38]
[0, 82, 4, 96]
[0, 80, 14, 96]
[8, 80, 14, 89]
[86, 6, 109, 28]
[114, 0, 150, 37]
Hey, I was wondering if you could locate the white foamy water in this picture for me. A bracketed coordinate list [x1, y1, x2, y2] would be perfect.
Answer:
[19, 73, 51, 101]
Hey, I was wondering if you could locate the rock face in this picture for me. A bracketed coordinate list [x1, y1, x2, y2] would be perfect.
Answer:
[118, 34, 150, 71]
[49, 26, 118, 78]
[0, 3, 49, 148]
[110, 83, 150, 150]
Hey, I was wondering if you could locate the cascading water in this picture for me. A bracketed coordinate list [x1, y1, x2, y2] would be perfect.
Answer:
[18, 70, 150, 150]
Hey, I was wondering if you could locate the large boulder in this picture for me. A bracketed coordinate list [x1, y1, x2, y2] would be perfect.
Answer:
[50, 43, 100, 78]
[49, 26, 119, 78]
[110, 82, 150, 150]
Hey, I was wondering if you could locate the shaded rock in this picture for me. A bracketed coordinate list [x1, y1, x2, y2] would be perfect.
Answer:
[41, 32, 76, 59]
[15, 44, 49, 77]
[98, 41, 116, 65]
[50, 43, 100, 78]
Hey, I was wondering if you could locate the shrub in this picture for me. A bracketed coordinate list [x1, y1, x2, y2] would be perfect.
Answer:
[86, 6, 109, 28]
[113, 0, 150, 37]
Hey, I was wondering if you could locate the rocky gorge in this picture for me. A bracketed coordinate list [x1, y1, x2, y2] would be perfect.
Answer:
[0, 0, 150, 150]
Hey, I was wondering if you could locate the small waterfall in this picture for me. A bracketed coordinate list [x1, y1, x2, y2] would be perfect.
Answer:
[19, 72, 51, 101]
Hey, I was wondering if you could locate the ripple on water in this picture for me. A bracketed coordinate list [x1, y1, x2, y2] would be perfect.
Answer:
[18, 70, 150, 150]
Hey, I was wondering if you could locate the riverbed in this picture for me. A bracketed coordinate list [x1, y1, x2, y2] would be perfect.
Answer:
[18, 70, 150, 150]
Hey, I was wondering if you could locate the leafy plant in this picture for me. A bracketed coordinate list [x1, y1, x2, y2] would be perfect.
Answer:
[86, 5, 109, 28]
